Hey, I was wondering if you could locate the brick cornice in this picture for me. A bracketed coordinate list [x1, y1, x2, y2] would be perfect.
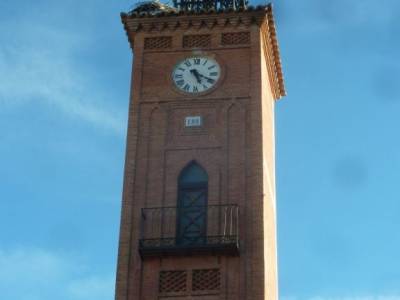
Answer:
[262, 5, 286, 100]
[121, 7, 266, 35]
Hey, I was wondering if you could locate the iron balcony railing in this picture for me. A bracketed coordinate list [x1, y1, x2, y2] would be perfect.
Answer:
[139, 204, 239, 257]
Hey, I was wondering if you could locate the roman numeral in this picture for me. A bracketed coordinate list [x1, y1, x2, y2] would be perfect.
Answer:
[184, 61, 192, 67]
[193, 58, 200, 65]
[208, 65, 216, 70]
[193, 86, 198, 92]
[178, 67, 185, 72]
[174, 74, 183, 79]
[207, 78, 215, 84]
[209, 72, 218, 76]
[202, 59, 208, 65]
[183, 84, 190, 91]
[176, 80, 185, 86]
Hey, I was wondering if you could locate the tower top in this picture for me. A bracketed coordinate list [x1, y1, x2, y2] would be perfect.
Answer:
[121, 2, 286, 99]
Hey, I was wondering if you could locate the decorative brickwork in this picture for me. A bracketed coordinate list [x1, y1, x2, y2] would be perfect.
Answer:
[192, 269, 221, 291]
[221, 32, 250, 45]
[159, 270, 187, 293]
[144, 36, 172, 50]
[183, 34, 211, 48]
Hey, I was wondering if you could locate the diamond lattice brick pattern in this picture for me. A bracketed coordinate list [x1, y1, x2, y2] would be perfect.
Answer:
[192, 268, 221, 291]
[159, 270, 187, 293]
[221, 32, 250, 45]
[144, 36, 172, 50]
[183, 35, 211, 48]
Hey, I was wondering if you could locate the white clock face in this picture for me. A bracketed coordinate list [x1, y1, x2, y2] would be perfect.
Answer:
[172, 56, 221, 94]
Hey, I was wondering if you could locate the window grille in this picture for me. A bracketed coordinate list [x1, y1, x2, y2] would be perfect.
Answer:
[144, 36, 172, 50]
[221, 32, 250, 45]
[192, 268, 221, 291]
[183, 35, 211, 48]
[159, 270, 187, 293]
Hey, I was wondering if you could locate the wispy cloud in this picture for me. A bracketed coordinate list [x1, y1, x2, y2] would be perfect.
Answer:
[0, 17, 125, 135]
[0, 247, 114, 300]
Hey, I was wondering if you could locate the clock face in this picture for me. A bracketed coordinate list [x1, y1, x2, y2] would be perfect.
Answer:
[172, 56, 221, 94]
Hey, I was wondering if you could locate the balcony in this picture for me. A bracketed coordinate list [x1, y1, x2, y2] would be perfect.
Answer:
[139, 204, 239, 258]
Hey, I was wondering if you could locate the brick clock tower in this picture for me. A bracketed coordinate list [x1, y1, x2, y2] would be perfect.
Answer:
[116, 0, 285, 299]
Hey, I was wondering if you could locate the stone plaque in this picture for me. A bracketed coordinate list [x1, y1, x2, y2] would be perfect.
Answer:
[185, 116, 202, 127]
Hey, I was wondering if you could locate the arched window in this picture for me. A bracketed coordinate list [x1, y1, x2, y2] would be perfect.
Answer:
[176, 162, 208, 246]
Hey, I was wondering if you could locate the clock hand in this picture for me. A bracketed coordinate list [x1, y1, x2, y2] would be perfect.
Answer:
[197, 73, 215, 82]
[190, 69, 202, 84]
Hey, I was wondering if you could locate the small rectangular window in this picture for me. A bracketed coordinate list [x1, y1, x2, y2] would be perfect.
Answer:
[159, 270, 187, 293]
[144, 36, 172, 50]
[221, 32, 250, 45]
[183, 35, 211, 48]
[192, 268, 221, 291]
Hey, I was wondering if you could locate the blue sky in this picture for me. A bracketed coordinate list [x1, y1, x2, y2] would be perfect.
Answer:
[0, 0, 399, 299]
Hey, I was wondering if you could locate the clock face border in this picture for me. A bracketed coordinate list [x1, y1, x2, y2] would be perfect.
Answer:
[171, 53, 226, 96]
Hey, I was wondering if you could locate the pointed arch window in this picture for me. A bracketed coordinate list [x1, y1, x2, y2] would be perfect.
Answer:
[177, 162, 208, 246]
